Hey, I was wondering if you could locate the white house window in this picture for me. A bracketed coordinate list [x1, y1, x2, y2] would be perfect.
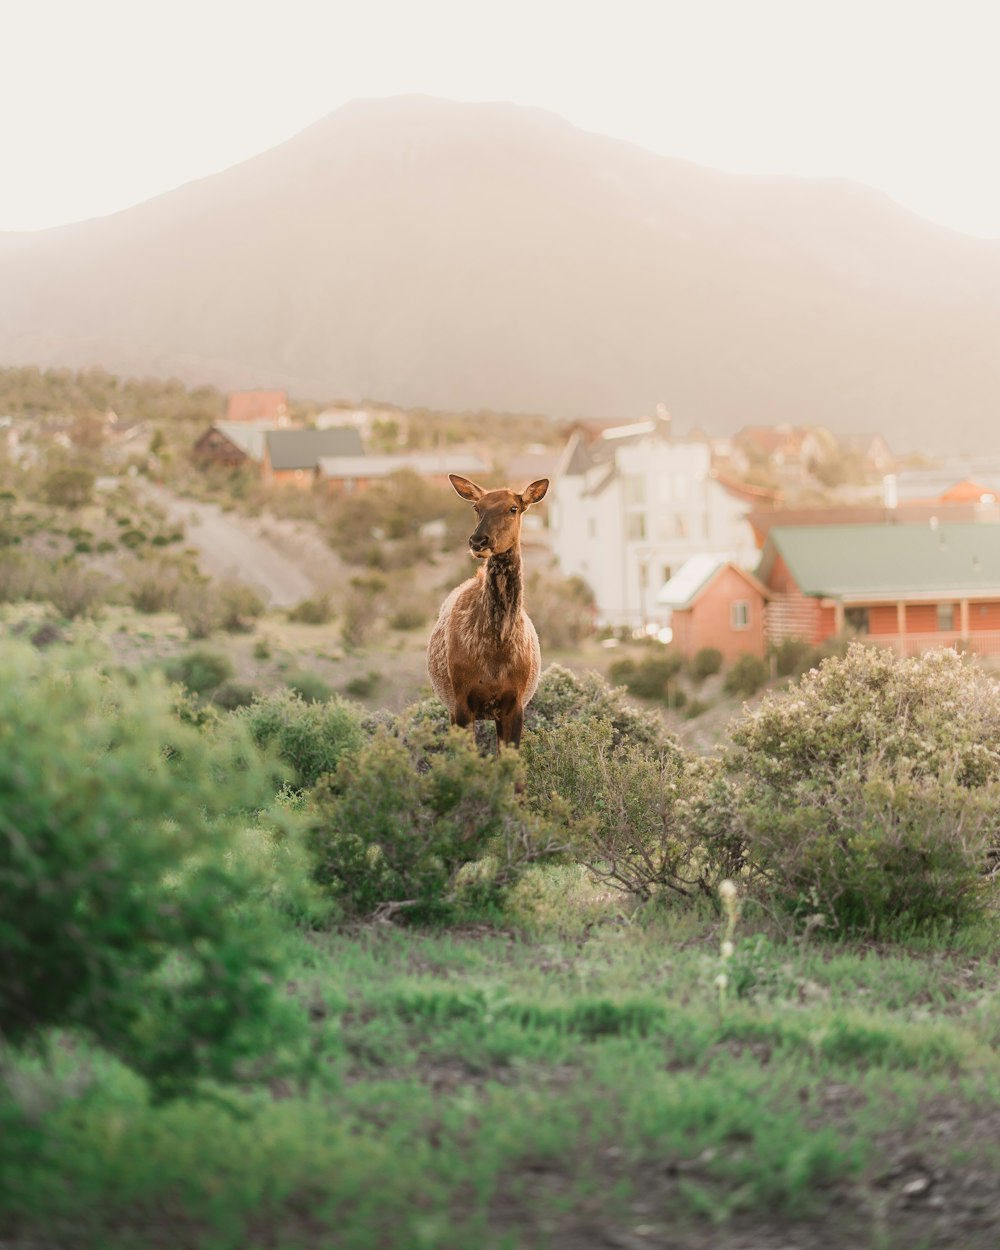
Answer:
[627, 513, 647, 540]
[587, 516, 597, 539]
[731, 600, 750, 629]
[623, 475, 646, 506]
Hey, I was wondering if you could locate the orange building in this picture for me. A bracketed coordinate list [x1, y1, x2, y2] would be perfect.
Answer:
[758, 523, 1000, 658]
[660, 523, 1000, 661]
[658, 556, 769, 663]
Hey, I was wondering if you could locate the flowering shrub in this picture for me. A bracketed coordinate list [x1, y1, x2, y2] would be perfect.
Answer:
[726, 644, 1000, 934]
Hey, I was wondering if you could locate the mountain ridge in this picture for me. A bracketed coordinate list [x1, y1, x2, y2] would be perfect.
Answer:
[1, 95, 998, 451]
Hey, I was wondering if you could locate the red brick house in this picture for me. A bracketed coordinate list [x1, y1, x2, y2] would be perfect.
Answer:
[657, 556, 769, 662]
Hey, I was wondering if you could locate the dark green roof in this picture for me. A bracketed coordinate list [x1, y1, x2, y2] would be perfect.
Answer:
[265, 427, 364, 471]
[760, 524, 1000, 599]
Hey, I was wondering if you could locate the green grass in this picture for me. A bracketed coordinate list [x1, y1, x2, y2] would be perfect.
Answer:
[5, 892, 1000, 1249]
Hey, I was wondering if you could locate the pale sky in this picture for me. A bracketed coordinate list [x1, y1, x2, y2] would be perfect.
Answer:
[4, 0, 1000, 237]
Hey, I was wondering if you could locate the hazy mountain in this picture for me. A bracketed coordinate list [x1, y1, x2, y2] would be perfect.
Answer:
[1, 95, 999, 452]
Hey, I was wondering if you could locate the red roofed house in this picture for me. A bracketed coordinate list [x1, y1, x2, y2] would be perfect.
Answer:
[226, 390, 292, 427]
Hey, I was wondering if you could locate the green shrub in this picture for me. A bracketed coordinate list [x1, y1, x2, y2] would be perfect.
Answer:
[309, 726, 559, 918]
[740, 772, 996, 936]
[345, 671, 380, 699]
[212, 680, 259, 710]
[0, 551, 45, 603]
[40, 466, 95, 508]
[722, 653, 769, 699]
[287, 593, 334, 625]
[126, 560, 181, 614]
[175, 577, 222, 638]
[0, 641, 303, 1098]
[608, 649, 684, 701]
[45, 561, 109, 620]
[341, 574, 388, 646]
[689, 646, 723, 681]
[770, 635, 819, 679]
[218, 579, 266, 632]
[522, 719, 728, 902]
[287, 671, 334, 704]
[163, 647, 234, 696]
[726, 644, 1000, 934]
[388, 603, 428, 631]
[241, 689, 364, 788]
[527, 664, 668, 751]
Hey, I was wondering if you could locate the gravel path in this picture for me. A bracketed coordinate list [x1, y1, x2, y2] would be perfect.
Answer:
[143, 486, 342, 608]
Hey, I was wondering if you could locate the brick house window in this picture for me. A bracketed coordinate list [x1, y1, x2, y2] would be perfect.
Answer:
[845, 607, 870, 635]
[937, 603, 955, 630]
[731, 600, 750, 629]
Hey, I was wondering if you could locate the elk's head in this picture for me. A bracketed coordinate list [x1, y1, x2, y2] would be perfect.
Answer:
[449, 475, 549, 558]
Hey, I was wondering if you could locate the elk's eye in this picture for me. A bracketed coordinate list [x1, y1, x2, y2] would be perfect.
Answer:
[510, 506, 518, 514]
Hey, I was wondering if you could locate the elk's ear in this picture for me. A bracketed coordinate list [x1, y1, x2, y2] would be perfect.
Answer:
[449, 474, 485, 502]
[520, 479, 549, 507]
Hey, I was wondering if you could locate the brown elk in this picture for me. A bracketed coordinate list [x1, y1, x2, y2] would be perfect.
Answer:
[427, 474, 549, 750]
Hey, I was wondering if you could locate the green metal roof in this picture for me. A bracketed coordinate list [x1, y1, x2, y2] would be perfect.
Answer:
[760, 524, 1000, 600]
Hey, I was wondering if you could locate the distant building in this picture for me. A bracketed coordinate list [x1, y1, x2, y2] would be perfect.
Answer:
[226, 390, 291, 426]
[549, 415, 775, 630]
[660, 521, 1000, 661]
[194, 421, 275, 468]
[760, 523, 1000, 657]
[887, 459, 1000, 504]
[262, 427, 365, 487]
[318, 450, 490, 495]
[658, 556, 769, 662]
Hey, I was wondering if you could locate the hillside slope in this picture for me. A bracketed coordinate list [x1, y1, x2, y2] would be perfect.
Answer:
[2, 95, 999, 450]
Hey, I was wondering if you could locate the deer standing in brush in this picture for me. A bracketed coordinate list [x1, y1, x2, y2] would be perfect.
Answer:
[427, 474, 549, 751]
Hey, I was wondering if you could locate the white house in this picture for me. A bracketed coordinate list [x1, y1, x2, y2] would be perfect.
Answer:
[548, 415, 770, 630]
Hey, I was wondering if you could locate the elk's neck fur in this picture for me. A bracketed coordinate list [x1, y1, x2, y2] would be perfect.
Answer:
[480, 547, 524, 644]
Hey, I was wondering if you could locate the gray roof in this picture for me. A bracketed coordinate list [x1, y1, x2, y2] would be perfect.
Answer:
[210, 421, 275, 462]
[266, 427, 365, 471]
[317, 452, 489, 480]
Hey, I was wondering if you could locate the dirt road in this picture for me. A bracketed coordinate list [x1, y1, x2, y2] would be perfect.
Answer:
[144, 486, 344, 608]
